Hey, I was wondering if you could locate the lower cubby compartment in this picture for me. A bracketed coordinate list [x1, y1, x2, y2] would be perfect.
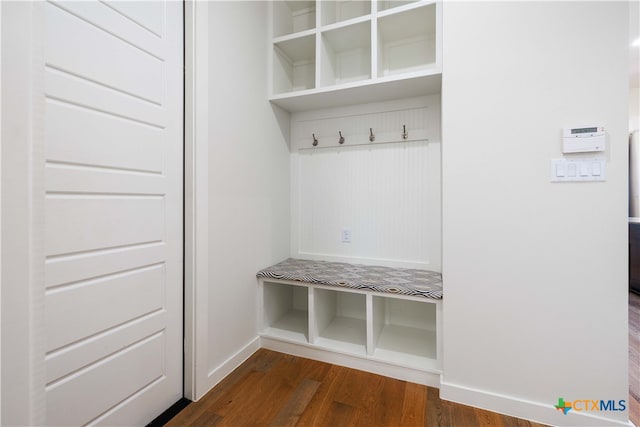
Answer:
[259, 276, 442, 381]
[312, 288, 367, 355]
[261, 281, 309, 343]
[372, 296, 438, 370]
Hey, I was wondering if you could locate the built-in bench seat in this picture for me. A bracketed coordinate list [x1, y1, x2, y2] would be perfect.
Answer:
[257, 258, 443, 386]
[257, 257, 442, 300]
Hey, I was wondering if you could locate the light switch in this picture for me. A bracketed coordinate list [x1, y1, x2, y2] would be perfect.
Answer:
[579, 162, 589, 176]
[551, 158, 605, 182]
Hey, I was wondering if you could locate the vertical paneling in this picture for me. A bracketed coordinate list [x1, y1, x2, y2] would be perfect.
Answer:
[292, 96, 441, 270]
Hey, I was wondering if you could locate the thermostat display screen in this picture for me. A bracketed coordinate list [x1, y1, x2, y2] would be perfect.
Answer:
[571, 127, 598, 134]
[563, 125, 605, 153]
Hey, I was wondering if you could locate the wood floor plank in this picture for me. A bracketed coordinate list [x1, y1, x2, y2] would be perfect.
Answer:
[268, 378, 321, 427]
[630, 392, 640, 427]
[217, 356, 306, 425]
[190, 409, 224, 427]
[165, 349, 280, 427]
[449, 400, 481, 427]
[425, 385, 453, 427]
[201, 369, 268, 421]
[630, 292, 640, 400]
[400, 382, 428, 426]
[330, 367, 375, 407]
[295, 364, 342, 426]
[372, 375, 406, 427]
[169, 350, 553, 427]
[630, 292, 640, 427]
[225, 355, 327, 426]
[474, 407, 506, 427]
[323, 400, 356, 426]
[503, 414, 536, 427]
[351, 373, 386, 426]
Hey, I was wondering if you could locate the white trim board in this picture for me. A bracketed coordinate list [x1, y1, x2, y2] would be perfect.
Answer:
[1, 2, 47, 425]
[184, 0, 210, 402]
[440, 381, 634, 427]
[260, 337, 441, 388]
[205, 338, 261, 393]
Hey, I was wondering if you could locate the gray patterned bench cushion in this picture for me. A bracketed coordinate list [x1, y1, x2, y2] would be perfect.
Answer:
[257, 258, 442, 300]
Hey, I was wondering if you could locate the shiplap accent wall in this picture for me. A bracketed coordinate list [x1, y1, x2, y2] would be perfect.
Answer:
[290, 95, 441, 270]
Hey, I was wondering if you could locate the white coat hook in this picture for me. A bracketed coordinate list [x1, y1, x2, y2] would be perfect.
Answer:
[369, 128, 375, 142]
[402, 124, 408, 140]
[338, 131, 345, 144]
[312, 133, 318, 147]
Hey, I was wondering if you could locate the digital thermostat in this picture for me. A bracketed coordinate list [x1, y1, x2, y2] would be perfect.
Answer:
[562, 126, 605, 153]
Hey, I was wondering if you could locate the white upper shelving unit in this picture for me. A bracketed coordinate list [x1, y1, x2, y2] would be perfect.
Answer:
[269, 0, 442, 112]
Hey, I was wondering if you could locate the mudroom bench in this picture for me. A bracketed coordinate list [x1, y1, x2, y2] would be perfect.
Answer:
[256, 258, 443, 386]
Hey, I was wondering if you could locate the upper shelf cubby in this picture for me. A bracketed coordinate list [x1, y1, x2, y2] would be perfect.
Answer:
[273, 1, 317, 37]
[377, 0, 418, 12]
[320, 20, 372, 87]
[378, 3, 436, 77]
[269, 0, 442, 112]
[321, 0, 372, 26]
[273, 34, 316, 95]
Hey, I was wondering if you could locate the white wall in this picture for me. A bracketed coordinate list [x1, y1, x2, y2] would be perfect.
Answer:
[441, 2, 630, 426]
[206, 1, 290, 386]
[1, 2, 3, 421]
[630, 0, 639, 133]
[631, 86, 639, 132]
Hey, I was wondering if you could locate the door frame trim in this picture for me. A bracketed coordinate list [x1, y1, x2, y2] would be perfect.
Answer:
[0, 2, 46, 425]
[183, 0, 209, 401]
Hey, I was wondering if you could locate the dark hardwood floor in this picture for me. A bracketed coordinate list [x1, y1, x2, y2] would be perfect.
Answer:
[630, 291, 640, 427]
[168, 349, 548, 427]
[167, 294, 640, 426]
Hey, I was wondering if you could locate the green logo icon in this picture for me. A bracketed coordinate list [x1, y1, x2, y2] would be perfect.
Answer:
[555, 397, 572, 415]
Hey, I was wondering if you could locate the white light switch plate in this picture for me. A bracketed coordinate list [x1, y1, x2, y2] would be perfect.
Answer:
[551, 158, 605, 182]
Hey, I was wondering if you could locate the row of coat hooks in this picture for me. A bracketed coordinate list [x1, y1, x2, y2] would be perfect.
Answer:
[311, 125, 409, 147]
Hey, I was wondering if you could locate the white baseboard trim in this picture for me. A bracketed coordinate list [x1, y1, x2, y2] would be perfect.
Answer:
[260, 337, 441, 388]
[198, 337, 261, 401]
[440, 380, 633, 427]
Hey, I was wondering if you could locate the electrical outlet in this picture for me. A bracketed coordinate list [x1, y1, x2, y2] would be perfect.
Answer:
[341, 228, 352, 243]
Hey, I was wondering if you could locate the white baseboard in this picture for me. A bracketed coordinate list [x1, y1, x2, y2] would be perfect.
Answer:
[197, 337, 261, 401]
[260, 337, 441, 388]
[440, 380, 634, 427]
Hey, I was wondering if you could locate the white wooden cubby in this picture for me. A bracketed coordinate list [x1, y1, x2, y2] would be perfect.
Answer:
[321, 0, 371, 26]
[269, 0, 442, 111]
[263, 1, 443, 388]
[258, 278, 442, 386]
[273, 34, 316, 94]
[262, 281, 309, 342]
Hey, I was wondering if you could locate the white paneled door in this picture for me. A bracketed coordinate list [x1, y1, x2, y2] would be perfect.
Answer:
[43, 1, 183, 425]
